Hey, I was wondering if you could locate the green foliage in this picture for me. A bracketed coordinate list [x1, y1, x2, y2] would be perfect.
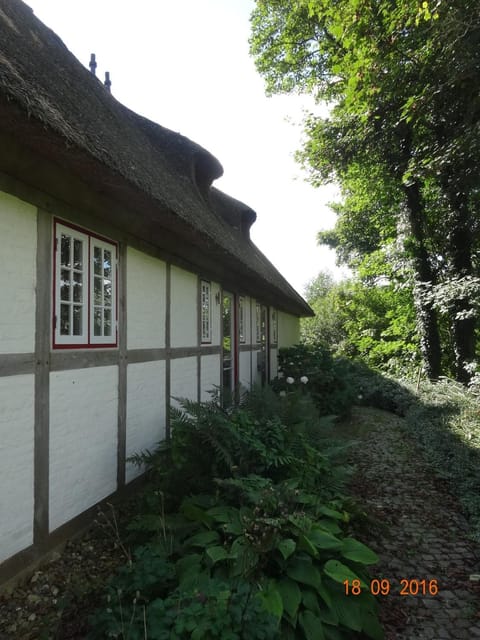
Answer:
[131, 385, 356, 512]
[346, 361, 416, 417]
[250, 0, 480, 382]
[90, 385, 384, 639]
[335, 278, 420, 377]
[274, 343, 356, 418]
[90, 574, 280, 640]
[90, 477, 382, 640]
[301, 272, 346, 348]
[301, 270, 421, 378]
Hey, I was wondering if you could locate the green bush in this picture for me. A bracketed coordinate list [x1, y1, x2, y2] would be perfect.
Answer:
[130, 389, 351, 511]
[90, 478, 382, 640]
[90, 387, 384, 639]
[90, 572, 280, 640]
[346, 361, 416, 417]
[274, 344, 357, 418]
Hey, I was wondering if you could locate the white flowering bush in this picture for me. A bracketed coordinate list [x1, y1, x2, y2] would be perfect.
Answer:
[273, 344, 357, 417]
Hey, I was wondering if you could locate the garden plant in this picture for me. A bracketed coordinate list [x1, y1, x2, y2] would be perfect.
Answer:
[89, 378, 384, 639]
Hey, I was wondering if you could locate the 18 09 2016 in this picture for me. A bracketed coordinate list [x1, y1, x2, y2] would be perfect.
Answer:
[344, 578, 439, 596]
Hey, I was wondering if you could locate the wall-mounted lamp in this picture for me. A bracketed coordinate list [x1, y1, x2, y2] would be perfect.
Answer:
[215, 291, 221, 305]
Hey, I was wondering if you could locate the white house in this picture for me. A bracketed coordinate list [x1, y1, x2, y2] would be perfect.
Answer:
[0, 0, 312, 583]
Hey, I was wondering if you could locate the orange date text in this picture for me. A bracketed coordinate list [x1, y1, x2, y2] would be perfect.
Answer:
[343, 578, 439, 596]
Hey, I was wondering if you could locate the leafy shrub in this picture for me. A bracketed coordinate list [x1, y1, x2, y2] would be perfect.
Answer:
[274, 344, 357, 418]
[90, 574, 280, 640]
[131, 389, 351, 511]
[91, 387, 383, 639]
[346, 361, 416, 417]
[90, 478, 382, 640]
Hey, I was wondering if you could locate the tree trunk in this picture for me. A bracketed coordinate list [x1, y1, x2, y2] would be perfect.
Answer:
[442, 186, 476, 384]
[403, 182, 443, 380]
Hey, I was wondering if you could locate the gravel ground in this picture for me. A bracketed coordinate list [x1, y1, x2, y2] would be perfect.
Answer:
[0, 505, 131, 640]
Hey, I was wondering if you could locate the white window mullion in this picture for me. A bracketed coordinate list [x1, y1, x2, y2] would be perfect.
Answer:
[90, 238, 116, 345]
[55, 224, 88, 346]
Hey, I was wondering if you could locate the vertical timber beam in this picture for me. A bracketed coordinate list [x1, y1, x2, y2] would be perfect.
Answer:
[34, 209, 52, 547]
[165, 263, 171, 440]
[116, 241, 127, 488]
[197, 277, 201, 404]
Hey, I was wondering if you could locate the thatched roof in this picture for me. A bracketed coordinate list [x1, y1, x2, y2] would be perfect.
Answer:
[0, 0, 312, 316]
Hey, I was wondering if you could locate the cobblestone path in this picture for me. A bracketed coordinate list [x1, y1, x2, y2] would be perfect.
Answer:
[340, 407, 480, 639]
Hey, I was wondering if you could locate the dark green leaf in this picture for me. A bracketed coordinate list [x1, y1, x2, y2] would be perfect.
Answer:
[286, 557, 322, 590]
[277, 538, 296, 560]
[341, 538, 378, 565]
[275, 577, 302, 619]
[299, 610, 325, 640]
[323, 559, 363, 585]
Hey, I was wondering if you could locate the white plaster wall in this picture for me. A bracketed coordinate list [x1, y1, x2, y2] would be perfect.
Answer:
[239, 351, 252, 391]
[49, 366, 118, 532]
[0, 191, 37, 354]
[126, 361, 166, 483]
[127, 247, 166, 349]
[278, 311, 300, 348]
[171, 357, 198, 406]
[171, 267, 197, 348]
[200, 354, 221, 401]
[0, 374, 34, 562]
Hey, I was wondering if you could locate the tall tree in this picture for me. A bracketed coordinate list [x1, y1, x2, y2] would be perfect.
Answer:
[250, 0, 480, 382]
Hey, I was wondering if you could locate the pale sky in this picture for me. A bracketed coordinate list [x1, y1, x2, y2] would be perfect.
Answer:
[25, 0, 347, 296]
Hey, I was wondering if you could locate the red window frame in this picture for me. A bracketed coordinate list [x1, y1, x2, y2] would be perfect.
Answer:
[52, 219, 118, 349]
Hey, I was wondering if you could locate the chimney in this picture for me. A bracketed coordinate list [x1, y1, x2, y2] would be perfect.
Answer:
[104, 71, 111, 93]
[89, 53, 97, 76]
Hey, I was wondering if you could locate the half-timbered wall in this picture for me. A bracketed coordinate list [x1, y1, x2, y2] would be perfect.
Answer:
[0, 185, 301, 583]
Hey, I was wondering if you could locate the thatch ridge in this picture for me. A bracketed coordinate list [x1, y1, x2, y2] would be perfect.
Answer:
[0, 0, 312, 316]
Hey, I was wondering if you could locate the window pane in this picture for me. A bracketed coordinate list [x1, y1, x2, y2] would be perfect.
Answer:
[93, 246, 102, 275]
[94, 308, 102, 336]
[103, 250, 112, 278]
[60, 304, 70, 335]
[73, 239, 83, 269]
[61, 234, 71, 267]
[73, 305, 82, 335]
[201, 282, 210, 341]
[60, 269, 71, 301]
[94, 276, 102, 305]
[73, 272, 83, 303]
[104, 280, 112, 306]
[104, 308, 112, 336]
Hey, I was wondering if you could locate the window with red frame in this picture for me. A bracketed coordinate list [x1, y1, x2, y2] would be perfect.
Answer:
[53, 221, 117, 347]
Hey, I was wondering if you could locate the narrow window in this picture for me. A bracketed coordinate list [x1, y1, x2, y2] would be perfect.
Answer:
[91, 239, 115, 343]
[54, 221, 117, 348]
[255, 302, 262, 343]
[271, 309, 278, 345]
[239, 296, 246, 344]
[201, 280, 211, 343]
